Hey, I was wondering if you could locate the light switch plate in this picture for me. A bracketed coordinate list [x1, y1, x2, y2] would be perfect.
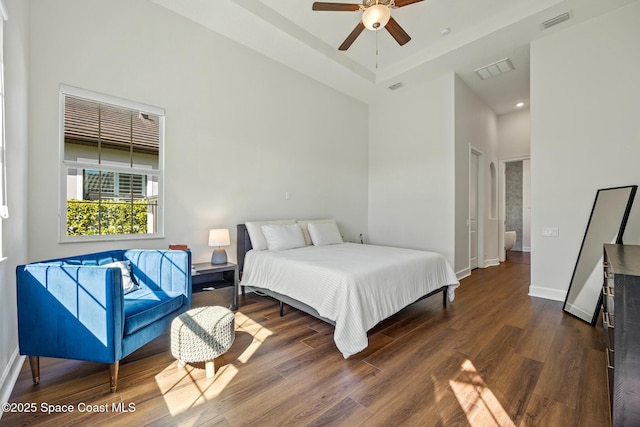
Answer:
[542, 227, 559, 237]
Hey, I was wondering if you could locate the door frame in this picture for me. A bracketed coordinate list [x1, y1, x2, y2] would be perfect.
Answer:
[499, 155, 531, 261]
[470, 146, 485, 271]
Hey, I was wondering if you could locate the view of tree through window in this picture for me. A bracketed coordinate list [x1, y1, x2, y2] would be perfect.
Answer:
[62, 91, 162, 238]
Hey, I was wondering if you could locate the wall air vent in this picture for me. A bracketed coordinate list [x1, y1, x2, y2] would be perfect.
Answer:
[541, 11, 571, 30]
[388, 82, 405, 90]
[474, 58, 514, 80]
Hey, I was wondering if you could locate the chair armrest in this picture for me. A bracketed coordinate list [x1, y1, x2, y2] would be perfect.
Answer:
[16, 264, 124, 363]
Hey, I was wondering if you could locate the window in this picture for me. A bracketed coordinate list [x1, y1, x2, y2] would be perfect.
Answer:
[60, 86, 164, 241]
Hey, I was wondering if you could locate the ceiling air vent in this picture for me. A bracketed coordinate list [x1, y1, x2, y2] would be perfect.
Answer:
[474, 58, 514, 80]
[541, 11, 571, 30]
[388, 82, 405, 90]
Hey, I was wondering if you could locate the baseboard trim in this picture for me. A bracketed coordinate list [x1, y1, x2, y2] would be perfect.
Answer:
[0, 347, 24, 413]
[528, 285, 566, 302]
[456, 267, 470, 280]
[484, 258, 500, 268]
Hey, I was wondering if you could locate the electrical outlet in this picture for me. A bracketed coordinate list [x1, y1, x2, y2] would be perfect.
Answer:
[542, 227, 559, 237]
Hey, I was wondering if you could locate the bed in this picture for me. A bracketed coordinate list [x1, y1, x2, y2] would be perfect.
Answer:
[237, 221, 460, 358]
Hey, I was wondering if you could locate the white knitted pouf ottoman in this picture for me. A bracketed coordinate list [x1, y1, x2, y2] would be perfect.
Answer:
[171, 306, 235, 378]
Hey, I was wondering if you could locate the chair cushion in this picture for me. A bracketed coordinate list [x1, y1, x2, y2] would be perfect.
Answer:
[123, 289, 186, 336]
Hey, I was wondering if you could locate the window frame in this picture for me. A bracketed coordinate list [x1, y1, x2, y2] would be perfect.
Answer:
[59, 84, 165, 243]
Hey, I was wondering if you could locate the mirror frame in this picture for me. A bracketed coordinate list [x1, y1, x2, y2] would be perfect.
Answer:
[563, 185, 637, 325]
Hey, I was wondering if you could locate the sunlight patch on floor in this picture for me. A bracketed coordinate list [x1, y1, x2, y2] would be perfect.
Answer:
[234, 310, 273, 363]
[155, 310, 273, 416]
[449, 359, 515, 427]
[158, 363, 239, 416]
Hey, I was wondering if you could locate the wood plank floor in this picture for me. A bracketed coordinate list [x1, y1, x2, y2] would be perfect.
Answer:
[2, 252, 610, 426]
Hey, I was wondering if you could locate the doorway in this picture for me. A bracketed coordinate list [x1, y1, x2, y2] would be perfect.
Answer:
[499, 156, 531, 261]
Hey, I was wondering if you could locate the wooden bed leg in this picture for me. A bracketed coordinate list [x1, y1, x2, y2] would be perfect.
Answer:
[109, 361, 119, 393]
[29, 356, 40, 384]
[442, 288, 447, 307]
[279, 301, 285, 317]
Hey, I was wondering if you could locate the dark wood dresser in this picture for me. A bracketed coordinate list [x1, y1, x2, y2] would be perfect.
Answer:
[603, 244, 640, 426]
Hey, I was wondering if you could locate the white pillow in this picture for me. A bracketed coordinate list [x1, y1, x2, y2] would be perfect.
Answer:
[308, 221, 344, 246]
[245, 219, 296, 251]
[261, 223, 306, 251]
[104, 260, 138, 294]
[297, 219, 337, 246]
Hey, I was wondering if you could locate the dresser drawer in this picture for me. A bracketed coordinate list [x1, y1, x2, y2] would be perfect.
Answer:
[602, 311, 615, 349]
[603, 261, 615, 316]
[603, 285, 615, 318]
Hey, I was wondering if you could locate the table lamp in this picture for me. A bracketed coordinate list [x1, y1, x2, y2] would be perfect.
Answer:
[208, 228, 230, 264]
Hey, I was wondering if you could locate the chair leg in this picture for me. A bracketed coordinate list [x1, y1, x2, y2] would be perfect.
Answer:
[205, 360, 215, 378]
[28, 356, 40, 384]
[109, 361, 119, 393]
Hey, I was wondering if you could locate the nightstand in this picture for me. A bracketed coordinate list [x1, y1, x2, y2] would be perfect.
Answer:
[191, 262, 238, 310]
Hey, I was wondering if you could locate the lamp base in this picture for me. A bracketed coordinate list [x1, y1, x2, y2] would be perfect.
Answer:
[211, 248, 228, 265]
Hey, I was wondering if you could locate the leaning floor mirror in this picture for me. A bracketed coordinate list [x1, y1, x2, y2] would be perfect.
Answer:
[563, 185, 637, 325]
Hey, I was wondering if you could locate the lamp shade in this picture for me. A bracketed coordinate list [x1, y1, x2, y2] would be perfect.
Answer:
[362, 4, 391, 31]
[208, 229, 230, 247]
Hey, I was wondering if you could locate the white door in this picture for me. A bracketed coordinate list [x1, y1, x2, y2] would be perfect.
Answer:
[470, 151, 479, 269]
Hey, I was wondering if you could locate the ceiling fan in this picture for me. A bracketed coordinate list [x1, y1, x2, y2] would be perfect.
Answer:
[312, 0, 425, 51]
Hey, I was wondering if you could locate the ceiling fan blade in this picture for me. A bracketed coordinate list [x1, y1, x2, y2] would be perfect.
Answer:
[312, 2, 361, 11]
[339, 22, 365, 50]
[385, 17, 411, 46]
[394, 0, 425, 7]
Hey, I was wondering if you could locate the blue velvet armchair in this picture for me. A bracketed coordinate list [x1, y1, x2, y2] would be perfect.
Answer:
[16, 249, 192, 392]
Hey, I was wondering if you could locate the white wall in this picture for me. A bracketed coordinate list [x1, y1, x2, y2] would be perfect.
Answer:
[367, 74, 456, 265]
[0, 0, 29, 407]
[530, 1, 640, 301]
[498, 108, 530, 160]
[454, 75, 499, 275]
[27, 0, 369, 264]
[368, 74, 498, 275]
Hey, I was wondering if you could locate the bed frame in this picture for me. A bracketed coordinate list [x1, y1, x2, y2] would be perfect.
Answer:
[236, 224, 448, 325]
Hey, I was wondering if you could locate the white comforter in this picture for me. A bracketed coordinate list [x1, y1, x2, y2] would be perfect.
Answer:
[240, 243, 460, 358]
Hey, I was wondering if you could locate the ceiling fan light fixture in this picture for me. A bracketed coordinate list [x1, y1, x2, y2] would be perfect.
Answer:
[362, 4, 391, 31]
